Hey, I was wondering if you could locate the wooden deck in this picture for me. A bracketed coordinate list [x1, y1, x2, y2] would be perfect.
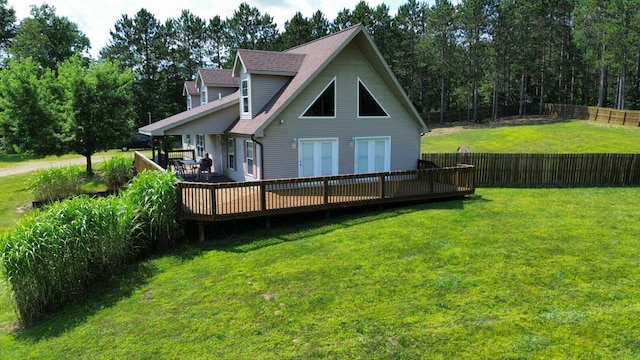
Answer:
[177, 166, 475, 222]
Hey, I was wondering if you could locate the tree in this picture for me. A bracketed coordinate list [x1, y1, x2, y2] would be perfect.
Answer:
[0, 0, 16, 61]
[225, 3, 278, 65]
[101, 9, 171, 126]
[9, 4, 89, 70]
[0, 58, 67, 154]
[278, 12, 313, 50]
[58, 56, 135, 174]
[428, 0, 458, 123]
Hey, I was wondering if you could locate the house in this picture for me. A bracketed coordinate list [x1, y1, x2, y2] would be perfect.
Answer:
[140, 25, 428, 182]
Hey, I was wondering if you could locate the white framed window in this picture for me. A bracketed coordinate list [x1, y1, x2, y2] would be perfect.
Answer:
[196, 134, 205, 158]
[354, 136, 390, 173]
[245, 140, 254, 175]
[241, 79, 249, 114]
[200, 83, 207, 104]
[300, 77, 336, 118]
[227, 138, 236, 170]
[298, 138, 339, 177]
[187, 95, 192, 110]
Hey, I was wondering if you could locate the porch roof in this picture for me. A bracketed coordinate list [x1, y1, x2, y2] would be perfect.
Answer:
[139, 91, 239, 137]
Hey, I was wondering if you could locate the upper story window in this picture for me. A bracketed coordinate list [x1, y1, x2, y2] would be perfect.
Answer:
[358, 78, 388, 117]
[200, 84, 207, 104]
[301, 77, 335, 118]
[241, 79, 249, 114]
[187, 95, 192, 110]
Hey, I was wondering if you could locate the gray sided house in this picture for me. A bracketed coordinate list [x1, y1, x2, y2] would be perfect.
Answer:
[140, 25, 428, 182]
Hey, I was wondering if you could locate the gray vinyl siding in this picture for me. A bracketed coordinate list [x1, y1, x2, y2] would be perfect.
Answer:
[166, 105, 238, 136]
[260, 42, 421, 180]
[206, 86, 237, 102]
[222, 135, 261, 182]
[250, 75, 290, 116]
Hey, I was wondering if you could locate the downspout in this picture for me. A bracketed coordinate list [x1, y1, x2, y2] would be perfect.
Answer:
[251, 134, 264, 180]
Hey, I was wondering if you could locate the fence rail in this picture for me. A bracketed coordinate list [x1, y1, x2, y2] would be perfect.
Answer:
[544, 104, 640, 126]
[177, 165, 475, 222]
[421, 153, 640, 187]
[134, 151, 164, 172]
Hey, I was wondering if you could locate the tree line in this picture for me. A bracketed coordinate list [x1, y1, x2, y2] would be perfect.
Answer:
[1, 0, 640, 134]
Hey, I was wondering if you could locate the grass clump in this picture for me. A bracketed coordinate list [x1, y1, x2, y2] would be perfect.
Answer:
[1, 170, 179, 326]
[1, 196, 136, 326]
[28, 166, 84, 202]
[121, 170, 180, 251]
[99, 155, 134, 191]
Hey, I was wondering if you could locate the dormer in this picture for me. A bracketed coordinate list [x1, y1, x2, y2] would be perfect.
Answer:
[194, 69, 238, 106]
[182, 81, 200, 110]
[232, 49, 305, 119]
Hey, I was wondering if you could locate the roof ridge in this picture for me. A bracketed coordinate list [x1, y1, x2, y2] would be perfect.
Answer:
[285, 23, 362, 53]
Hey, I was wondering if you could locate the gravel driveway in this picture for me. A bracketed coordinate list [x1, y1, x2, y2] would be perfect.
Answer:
[0, 154, 119, 178]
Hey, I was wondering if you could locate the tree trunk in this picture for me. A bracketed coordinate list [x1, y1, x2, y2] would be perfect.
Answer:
[492, 70, 499, 120]
[439, 76, 446, 124]
[519, 70, 527, 117]
[598, 65, 607, 107]
[85, 154, 93, 175]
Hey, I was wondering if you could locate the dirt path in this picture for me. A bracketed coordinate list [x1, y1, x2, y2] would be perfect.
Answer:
[425, 115, 568, 136]
[0, 154, 119, 178]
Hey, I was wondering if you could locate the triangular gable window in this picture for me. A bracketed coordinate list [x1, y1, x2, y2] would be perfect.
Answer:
[358, 79, 388, 117]
[302, 78, 335, 117]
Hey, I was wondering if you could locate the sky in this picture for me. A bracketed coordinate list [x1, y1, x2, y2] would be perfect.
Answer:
[8, 0, 413, 58]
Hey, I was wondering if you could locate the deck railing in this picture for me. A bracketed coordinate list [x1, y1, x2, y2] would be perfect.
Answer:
[134, 151, 164, 172]
[177, 165, 475, 222]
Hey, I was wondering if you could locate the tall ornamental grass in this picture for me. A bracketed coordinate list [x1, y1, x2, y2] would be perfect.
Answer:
[99, 155, 135, 191]
[121, 170, 179, 251]
[29, 166, 84, 202]
[1, 196, 137, 326]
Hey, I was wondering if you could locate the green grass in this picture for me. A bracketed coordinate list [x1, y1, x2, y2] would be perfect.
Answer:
[1, 121, 639, 358]
[422, 119, 640, 153]
[0, 173, 32, 234]
[0, 149, 153, 169]
[1, 188, 639, 358]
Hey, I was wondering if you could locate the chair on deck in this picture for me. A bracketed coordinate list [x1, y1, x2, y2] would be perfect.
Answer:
[171, 160, 186, 177]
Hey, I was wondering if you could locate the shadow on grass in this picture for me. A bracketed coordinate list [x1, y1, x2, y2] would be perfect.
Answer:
[181, 195, 485, 255]
[13, 261, 159, 341]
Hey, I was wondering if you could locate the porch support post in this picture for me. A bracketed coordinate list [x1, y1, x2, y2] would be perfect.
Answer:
[198, 222, 205, 242]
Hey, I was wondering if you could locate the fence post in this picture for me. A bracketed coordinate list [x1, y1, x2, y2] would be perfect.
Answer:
[260, 182, 267, 213]
[210, 186, 217, 218]
[379, 174, 386, 199]
[323, 178, 329, 205]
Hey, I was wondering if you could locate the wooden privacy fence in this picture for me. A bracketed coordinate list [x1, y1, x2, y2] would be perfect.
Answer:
[544, 103, 640, 126]
[421, 153, 640, 187]
[177, 165, 475, 222]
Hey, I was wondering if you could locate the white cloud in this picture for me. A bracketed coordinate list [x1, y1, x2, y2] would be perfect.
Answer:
[8, 0, 412, 57]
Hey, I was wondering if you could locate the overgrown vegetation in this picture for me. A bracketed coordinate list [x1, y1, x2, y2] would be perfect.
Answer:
[99, 155, 135, 191]
[1, 170, 179, 326]
[28, 166, 84, 202]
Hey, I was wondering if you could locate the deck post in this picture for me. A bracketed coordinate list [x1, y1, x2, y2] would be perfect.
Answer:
[198, 222, 205, 242]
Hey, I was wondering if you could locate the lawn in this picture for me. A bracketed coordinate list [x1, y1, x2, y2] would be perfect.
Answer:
[1, 119, 639, 358]
[422, 118, 640, 153]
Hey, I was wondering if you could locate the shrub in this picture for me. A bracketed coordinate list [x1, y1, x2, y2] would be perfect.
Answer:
[99, 155, 135, 191]
[1, 196, 137, 326]
[29, 166, 84, 202]
[121, 170, 180, 251]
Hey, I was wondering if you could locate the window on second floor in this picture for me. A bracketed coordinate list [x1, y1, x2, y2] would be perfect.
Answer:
[358, 79, 389, 117]
[301, 78, 335, 118]
[200, 84, 207, 104]
[187, 95, 192, 110]
[241, 79, 249, 114]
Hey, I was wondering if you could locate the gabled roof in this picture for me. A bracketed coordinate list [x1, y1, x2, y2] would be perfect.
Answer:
[227, 25, 427, 136]
[182, 81, 198, 96]
[196, 68, 237, 88]
[232, 50, 306, 77]
[139, 91, 239, 137]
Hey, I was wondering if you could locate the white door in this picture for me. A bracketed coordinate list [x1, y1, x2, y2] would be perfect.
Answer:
[299, 138, 338, 177]
[355, 137, 390, 173]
